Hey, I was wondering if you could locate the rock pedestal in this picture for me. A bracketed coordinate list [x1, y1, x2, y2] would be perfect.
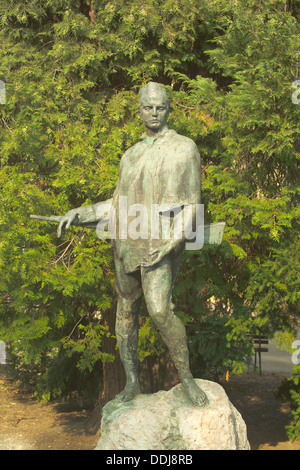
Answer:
[95, 379, 250, 450]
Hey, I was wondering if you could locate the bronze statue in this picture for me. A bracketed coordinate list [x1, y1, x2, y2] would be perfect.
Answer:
[31, 83, 225, 407]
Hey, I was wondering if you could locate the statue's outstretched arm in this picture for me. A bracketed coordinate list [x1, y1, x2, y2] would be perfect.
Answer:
[30, 198, 113, 238]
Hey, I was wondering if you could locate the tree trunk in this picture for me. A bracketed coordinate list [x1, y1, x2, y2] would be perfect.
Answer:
[100, 307, 126, 405]
[139, 352, 179, 394]
[87, 305, 126, 433]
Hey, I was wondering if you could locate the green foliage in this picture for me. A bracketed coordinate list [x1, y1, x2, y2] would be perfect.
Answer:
[286, 363, 300, 443]
[0, 1, 299, 434]
[138, 317, 166, 361]
[287, 388, 300, 443]
[277, 364, 300, 443]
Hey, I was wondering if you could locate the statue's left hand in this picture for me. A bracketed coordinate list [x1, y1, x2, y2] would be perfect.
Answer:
[57, 209, 80, 238]
[142, 242, 173, 268]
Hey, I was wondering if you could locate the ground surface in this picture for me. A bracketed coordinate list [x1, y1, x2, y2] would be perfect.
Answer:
[0, 366, 299, 450]
[221, 373, 300, 450]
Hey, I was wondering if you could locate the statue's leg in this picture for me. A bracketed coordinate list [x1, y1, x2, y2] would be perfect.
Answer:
[114, 257, 143, 402]
[141, 252, 208, 407]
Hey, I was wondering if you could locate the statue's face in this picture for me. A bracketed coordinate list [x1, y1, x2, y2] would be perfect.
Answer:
[139, 94, 169, 135]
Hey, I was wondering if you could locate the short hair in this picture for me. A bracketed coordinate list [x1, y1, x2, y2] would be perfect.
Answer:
[139, 82, 171, 109]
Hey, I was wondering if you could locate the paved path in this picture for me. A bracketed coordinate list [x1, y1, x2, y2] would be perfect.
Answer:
[256, 331, 300, 376]
[260, 341, 294, 375]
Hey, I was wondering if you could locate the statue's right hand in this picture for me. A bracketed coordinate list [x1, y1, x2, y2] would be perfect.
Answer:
[57, 209, 79, 238]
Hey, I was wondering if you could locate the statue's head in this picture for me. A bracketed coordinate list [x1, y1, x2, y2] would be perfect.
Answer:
[138, 82, 171, 135]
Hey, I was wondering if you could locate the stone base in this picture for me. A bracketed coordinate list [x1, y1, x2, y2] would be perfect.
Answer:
[95, 379, 250, 450]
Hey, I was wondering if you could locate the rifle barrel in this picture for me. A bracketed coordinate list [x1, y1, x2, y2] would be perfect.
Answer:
[30, 215, 62, 223]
